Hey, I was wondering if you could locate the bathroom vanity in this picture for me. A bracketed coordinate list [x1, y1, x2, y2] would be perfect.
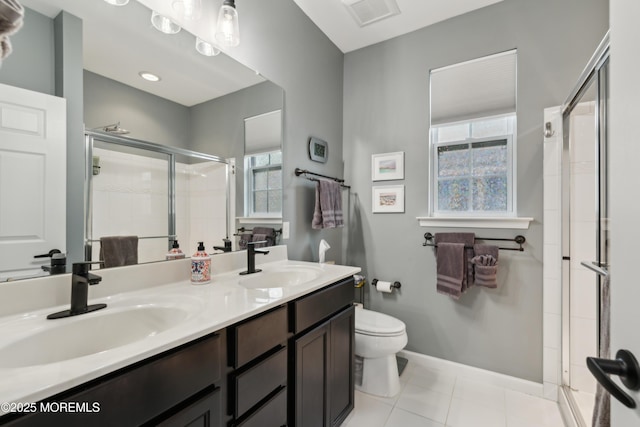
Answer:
[0, 247, 358, 426]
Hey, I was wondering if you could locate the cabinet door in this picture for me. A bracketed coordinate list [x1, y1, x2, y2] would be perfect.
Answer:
[295, 322, 330, 427]
[329, 306, 354, 427]
[156, 388, 221, 427]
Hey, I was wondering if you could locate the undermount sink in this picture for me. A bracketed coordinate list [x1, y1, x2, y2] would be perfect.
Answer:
[0, 305, 190, 368]
[239, 265, 322, 289]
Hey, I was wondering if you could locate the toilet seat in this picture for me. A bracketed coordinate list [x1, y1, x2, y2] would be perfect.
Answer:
[355, 307, 406, 337]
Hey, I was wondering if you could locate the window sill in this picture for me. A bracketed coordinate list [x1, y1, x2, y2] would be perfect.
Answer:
[237, 217, 283, 225]
[416, 216, 533, 229]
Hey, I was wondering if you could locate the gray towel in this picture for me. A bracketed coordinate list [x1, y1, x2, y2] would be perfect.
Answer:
[435, 233, 475, 297]
[592, 274, 610, 427]
[312, 180, 343, 229]
[0, 0, 24, 62]
[472, 244, 499, 288]
[251, 233, 268, 248]
[252, 227, 276, 246]
[436, 242, 466, 299]
[238, 233, 252, 250]
[99, 236, 138, 268]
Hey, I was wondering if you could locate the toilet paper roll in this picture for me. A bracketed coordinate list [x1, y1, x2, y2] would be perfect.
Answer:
[375, 280, 393, 293]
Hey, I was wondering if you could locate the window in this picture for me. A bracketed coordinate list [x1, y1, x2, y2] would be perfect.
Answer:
[429, 50, 517, 218]
[431, 114, 515, 215]
[244, 151, 282, 217]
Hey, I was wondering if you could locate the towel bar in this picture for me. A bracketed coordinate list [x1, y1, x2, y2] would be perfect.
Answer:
[422, 232, 526, 252]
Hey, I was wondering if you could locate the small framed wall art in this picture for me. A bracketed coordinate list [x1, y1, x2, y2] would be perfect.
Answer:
[372, 151, 404, 181]
[308, 137, 328, 163]
[372, 185, 405, 213]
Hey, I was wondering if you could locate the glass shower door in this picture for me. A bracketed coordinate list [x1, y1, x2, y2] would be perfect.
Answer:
[561, 55, 609, 426]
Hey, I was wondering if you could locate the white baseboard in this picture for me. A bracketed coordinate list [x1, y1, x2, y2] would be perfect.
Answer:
[398, 350, 545, 398]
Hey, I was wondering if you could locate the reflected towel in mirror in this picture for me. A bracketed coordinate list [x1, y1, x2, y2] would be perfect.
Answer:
[99, 236, 138, 268]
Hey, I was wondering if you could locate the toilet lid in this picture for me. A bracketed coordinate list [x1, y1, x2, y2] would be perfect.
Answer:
[355, 307, 406, 337]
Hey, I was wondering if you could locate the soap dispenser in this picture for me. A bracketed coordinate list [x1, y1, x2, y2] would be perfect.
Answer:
[166, 240, 185, 260]
[191, 242, 211, 284]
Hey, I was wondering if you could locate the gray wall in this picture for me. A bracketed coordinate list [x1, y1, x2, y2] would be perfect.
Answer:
[190, 81, 284, 218]
[84, 71, 191, 150]
[55, 12, 85, 270]
[226, 0, 346, 264]
[342, 0, 608, 382]
[0, 8, 54, 95]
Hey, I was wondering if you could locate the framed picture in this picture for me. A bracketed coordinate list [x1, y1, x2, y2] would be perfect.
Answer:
[372, 151, 404, 181]
[309, 137, 328, 163]
[372, 185, 405, 213]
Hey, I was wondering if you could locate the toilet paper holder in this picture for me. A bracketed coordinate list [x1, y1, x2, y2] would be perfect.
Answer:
[371, 278, 401, 289]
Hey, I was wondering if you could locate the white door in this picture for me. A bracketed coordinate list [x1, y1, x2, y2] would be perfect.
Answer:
[608, 0, 640, 424]
[0, 83, 66, 280]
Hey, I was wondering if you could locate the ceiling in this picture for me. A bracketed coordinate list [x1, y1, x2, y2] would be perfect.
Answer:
[20, 0, 265, 106]
[292, 0, 504, 53]
[18, 0, 504, 105]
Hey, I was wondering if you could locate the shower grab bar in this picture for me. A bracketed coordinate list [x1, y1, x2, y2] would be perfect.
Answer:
[86, 235, 176, 243]
[422, 232, 526, 252]
[580, 260, 609, 278]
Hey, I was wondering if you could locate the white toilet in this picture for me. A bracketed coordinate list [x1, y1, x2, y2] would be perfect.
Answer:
[354, 306, 408, 397]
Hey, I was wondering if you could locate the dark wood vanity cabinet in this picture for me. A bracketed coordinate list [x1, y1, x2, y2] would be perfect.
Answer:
[1, 276, 355, 427]
[225, 277, 355, 427]
[227, 305, 289, 427]
[291, 277, 355, 427]
[1, 331, 226, 427]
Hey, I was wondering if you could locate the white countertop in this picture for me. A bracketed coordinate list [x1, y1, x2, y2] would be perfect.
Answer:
[0, 246, 360, 413]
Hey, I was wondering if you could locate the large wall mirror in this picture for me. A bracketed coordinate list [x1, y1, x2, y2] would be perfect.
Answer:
[1, 0, 284, 279]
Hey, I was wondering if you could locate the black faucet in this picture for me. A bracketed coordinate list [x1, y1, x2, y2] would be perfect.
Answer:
[213, 238, 232, 253]
[239, 241, 269, 275]
[47, 262, 107, 319]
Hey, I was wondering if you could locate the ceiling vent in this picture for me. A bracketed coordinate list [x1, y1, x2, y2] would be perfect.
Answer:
[341, 0, 401, 27]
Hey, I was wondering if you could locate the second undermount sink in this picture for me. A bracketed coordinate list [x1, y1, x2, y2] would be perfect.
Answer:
[238, 265, 323, 289]
[0, 305, 191, 368]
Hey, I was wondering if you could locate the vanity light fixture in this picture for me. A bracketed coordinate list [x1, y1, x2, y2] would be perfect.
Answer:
[215, 0, 240, 47]
[151, 10, 181, 34]
[195, 37, 221, 56]
[139, 71, 161, 82]
[103, 0, 129, 5]
[172, 0, 202, 20]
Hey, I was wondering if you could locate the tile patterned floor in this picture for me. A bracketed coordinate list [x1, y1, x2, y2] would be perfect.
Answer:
[342, 362, 566, 427]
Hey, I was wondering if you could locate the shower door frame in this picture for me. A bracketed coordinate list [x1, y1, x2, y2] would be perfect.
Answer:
[84, 130, 232, 262]
[559, 32, 610, 426]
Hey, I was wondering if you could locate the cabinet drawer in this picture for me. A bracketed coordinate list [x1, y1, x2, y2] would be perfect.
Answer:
[236, 387, 287, 427]
[293, 277, 354, 333]
[3, 332, 223, 427]
[232, 347, 287, 418]
[230, 305, 288, 368]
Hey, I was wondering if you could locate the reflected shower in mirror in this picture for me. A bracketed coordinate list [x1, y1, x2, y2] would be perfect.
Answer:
[86, 133, 231, 266]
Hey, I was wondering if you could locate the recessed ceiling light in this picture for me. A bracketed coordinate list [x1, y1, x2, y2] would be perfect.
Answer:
[139, 72, 161, 82]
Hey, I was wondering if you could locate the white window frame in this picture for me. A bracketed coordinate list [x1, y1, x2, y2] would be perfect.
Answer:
[429, 114, 517, 218]
[244, 150, 282, 218]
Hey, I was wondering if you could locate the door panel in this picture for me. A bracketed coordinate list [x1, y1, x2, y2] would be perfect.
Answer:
[0, 84, 66, 279]
[610, 0, 640, 424]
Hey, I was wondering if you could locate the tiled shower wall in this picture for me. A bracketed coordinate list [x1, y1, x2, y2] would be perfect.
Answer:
[92, 147, 227, 263]
[568, 102, 598, 395]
